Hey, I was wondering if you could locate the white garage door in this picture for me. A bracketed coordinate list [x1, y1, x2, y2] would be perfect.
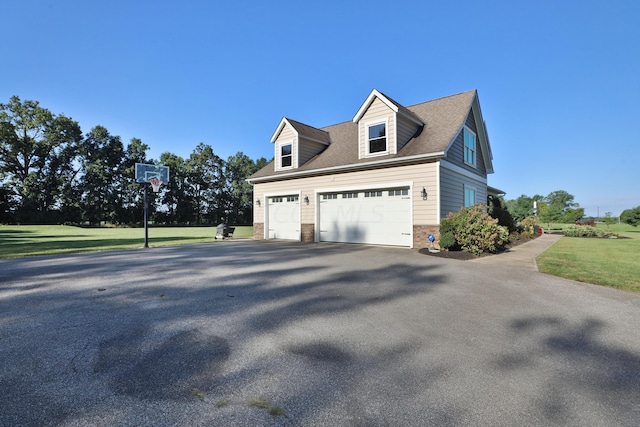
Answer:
[267, 195, 300, 240]
[319, 187, 412, 247]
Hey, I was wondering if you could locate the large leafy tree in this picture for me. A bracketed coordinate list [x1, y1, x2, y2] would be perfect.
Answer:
[79, 126, 125, 225]
[621, 206, 640, 227]
[221, 152, 262, 225]
[115, 138, 150, 224]
[186, 143, 223, 224]
[0, 96, 82, 223]
[158, 152, 194, 224]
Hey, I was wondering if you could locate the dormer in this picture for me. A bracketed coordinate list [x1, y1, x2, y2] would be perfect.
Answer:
[352, 89, 424, 159]
[270, 117, 330, 171]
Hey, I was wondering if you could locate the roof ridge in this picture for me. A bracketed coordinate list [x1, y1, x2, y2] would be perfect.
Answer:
[405, 89, 476, 108]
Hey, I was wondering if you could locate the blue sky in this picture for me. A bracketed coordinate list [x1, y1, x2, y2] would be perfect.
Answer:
[2, 0, 638, 216]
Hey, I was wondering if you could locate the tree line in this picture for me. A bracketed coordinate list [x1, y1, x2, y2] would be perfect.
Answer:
[0, 96, 268, 226]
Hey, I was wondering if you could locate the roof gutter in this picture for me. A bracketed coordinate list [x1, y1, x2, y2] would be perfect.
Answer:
[247, 151, 445, 183]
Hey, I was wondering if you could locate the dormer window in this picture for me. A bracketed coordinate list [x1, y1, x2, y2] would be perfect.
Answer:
[368, 122, 387, 154]
[281, 143, 292, 168]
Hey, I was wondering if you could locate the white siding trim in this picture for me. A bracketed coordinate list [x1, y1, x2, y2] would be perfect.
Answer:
[270, 118, 298, 143]
[352, 89, 398, 123]
[248, 152, 445, 183]
[440, 159, 487, 183]
[436, 161, 441, 224]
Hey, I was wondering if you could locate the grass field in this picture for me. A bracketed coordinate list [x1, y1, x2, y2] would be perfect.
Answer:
[0, 225, 253, 259]
[537, 223, 640, 293]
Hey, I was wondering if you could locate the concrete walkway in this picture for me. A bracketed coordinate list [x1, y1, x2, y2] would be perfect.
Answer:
[469, 233, 563, 271]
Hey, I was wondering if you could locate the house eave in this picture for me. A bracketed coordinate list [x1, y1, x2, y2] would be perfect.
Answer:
[247, 152, 445, 184]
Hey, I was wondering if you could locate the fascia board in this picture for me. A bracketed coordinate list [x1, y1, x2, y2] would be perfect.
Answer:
[470, 94, 494, 174]
[352, 89, 399, 123]
[270, 118, 298, 143]
[247, 152, 445, 183]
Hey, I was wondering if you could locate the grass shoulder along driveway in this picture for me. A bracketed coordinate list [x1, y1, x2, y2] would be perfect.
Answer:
[0, 225, 253, 259]
[537, 224, 640, 293]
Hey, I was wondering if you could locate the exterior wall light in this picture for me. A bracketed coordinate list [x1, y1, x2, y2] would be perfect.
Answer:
[304, 195, 309, 205]
[256, 198, 261, 206]
[421, 187, 428, 200]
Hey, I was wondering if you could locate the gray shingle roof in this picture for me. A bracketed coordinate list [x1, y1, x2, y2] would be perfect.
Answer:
[250, 89, 477, 181]
[284, 118, 331, 144]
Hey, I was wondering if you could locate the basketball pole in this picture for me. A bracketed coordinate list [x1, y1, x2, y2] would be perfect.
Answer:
[144, 183, 149, 248]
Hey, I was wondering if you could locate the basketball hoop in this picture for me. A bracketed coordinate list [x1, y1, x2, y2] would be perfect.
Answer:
[149, 179, 163, 193]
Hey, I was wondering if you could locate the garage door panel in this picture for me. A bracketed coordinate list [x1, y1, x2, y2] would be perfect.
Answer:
[319, 188, 411, 247]
[267, 196, 300, 240]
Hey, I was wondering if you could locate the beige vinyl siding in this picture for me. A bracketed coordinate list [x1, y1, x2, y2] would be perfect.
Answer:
[359, 98, 396, 156]
[274, 125, 297, 170]
[396, 115, 420, 151]
[440, 163, 487, 218]
[298, 137, 326, 166]
[253, 162, 438, 226]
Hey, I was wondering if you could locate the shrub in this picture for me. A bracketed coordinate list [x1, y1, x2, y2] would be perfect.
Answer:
[439, 217, 461, 250]
[440, 205, 509, 256]
[563, 224, 606, 238]
[488, 196, 517, 233]
[438, 230, 457, 250]
[519, 217, 536, 237]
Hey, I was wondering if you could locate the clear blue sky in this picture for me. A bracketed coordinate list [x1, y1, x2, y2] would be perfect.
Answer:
[2, 0, 638, 216]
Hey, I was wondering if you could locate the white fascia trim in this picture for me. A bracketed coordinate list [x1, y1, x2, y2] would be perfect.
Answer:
[440, 159, 487, 184]
[247, 152, 445, 183]
[270, 118, 298, 143]
[471, 95, 494, 174]
[436, 161, 441, 224]
[352, 89, 398, 123]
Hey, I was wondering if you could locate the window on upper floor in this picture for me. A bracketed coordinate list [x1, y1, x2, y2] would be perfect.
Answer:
[464, 186, 476, 208]
[368, 122, 387, 154]
[463, 128, 476, 167]
[280, 143, 292, 168]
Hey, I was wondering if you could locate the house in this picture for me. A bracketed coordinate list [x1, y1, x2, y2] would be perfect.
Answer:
[247, 89, 499, 248]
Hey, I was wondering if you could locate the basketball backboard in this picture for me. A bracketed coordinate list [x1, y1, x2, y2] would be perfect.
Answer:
[135, 163, 170, 183]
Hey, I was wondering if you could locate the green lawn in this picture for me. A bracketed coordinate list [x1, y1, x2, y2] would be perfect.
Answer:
[0, 225, 253, 259]
[537, 223, 640, 292]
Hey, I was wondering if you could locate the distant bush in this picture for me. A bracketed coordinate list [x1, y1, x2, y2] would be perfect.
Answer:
[439, 205, 509, 256]
[563, 224, 607, 238]
[519, 217, 536, 237]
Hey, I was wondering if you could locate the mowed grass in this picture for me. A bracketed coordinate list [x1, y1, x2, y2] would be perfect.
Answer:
[537, 223, 640, 293]
[0, 225, 253, 259]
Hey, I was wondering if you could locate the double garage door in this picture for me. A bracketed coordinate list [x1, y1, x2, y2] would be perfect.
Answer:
[319, 187, 412, 247]
[267, 187, 412, 247]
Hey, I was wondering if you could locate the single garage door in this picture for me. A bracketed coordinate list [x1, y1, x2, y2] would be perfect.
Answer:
[319, 187, 411, 246]
[267, 195, 300, 240]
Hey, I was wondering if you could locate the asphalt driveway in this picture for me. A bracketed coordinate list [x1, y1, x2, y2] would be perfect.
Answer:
[1, 241, 639, 426]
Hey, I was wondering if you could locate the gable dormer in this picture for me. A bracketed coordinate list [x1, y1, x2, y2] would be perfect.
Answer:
[270, 118, 330, 171]
[352, 89, 424, 159]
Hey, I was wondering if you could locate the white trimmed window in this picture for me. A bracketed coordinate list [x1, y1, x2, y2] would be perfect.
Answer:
[368, 122, 387, 154]
[464, 186, 476, 208]
[280, 143, 292, 168]
[463, 128, 476, 167]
